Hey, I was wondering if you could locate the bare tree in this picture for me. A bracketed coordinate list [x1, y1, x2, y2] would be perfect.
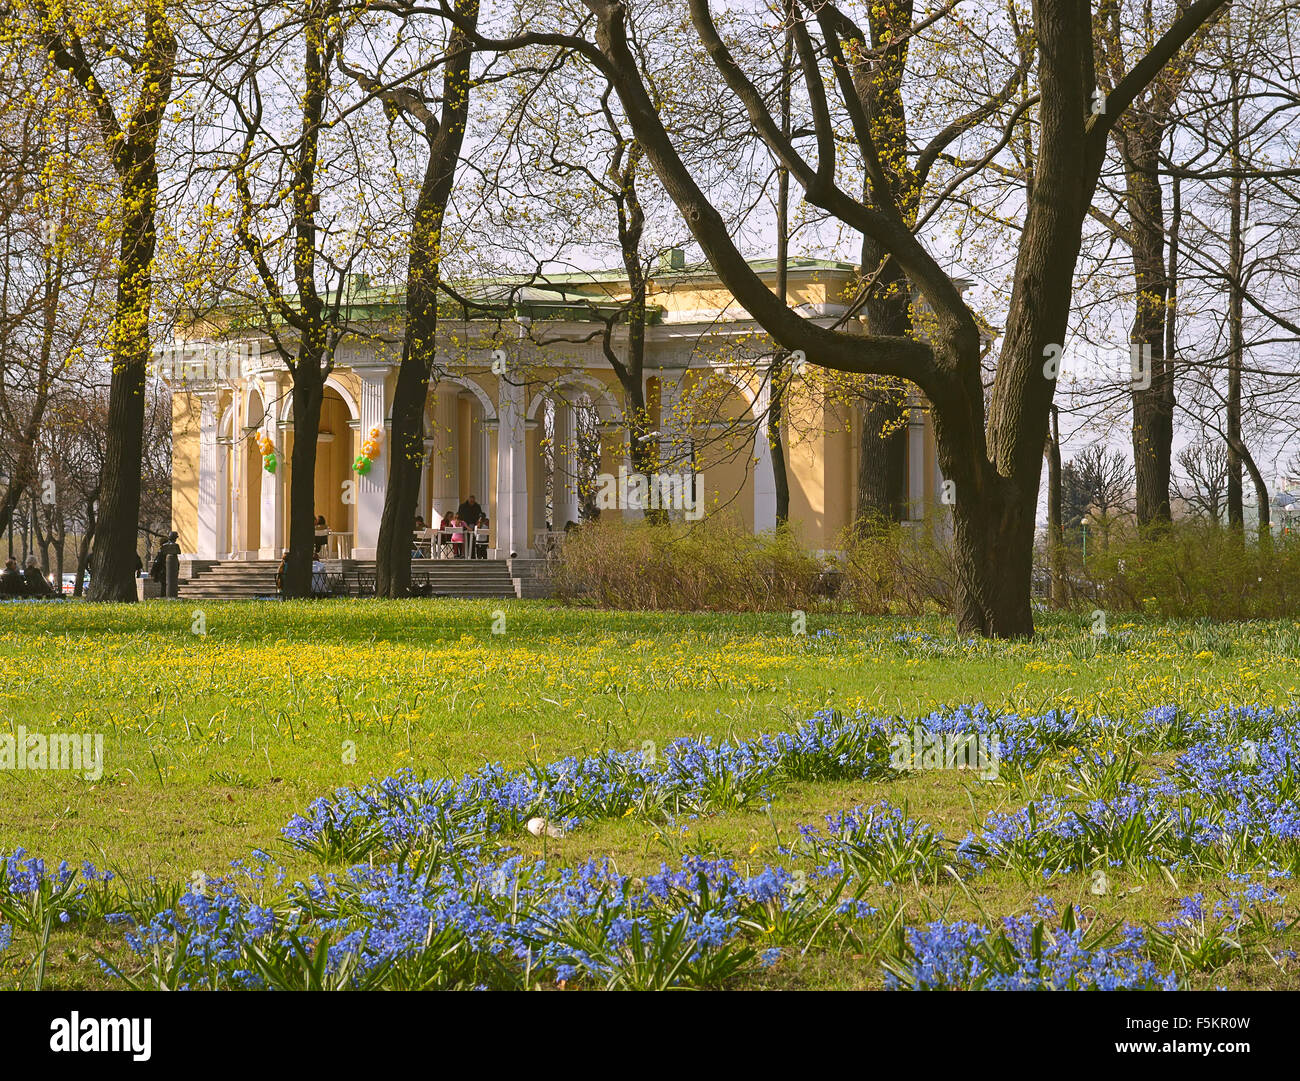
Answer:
[1174, 440, 1229, 521]
[1070, 444, 1134, 519]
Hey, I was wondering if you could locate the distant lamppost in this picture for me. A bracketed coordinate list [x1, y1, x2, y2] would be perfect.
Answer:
[1081, 515, 1091, 566]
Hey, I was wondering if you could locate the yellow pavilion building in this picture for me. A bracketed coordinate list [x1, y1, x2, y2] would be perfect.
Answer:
[166, 254, 949, 562]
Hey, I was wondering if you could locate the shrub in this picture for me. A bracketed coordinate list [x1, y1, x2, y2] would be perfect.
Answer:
[552, 517, 823, 611]
[832, 513, 958, 616]
[553, 514, 960, 615]
[1088, 522, 1300, 619]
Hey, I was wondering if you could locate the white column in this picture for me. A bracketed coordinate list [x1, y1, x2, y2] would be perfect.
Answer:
[493, 369, 530, 557]
[353, 366, 389, 558]
[753, 379, 777, 532]
[196, 390, 219, 558]
[553, 399, 581, 527]
[231, 406, 243, 559]
[909, 413, 926, 521]
[257, 377, 284, 558]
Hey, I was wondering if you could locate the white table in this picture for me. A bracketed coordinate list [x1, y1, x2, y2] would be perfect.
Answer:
[418, 527, 490, 558]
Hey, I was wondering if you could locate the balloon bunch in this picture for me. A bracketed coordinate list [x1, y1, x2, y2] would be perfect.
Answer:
[354, 425, 382, 475]
[256, 432, 277, 474]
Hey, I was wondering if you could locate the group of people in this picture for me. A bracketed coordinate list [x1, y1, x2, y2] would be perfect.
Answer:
[1, 557, 57, 598]
[416, 495, 489, 559]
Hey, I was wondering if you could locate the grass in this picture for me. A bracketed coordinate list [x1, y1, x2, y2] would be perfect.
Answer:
[2, 599, 1300, 988]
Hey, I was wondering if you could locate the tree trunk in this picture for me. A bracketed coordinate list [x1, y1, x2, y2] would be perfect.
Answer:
[950, 472, 1038, 637]
[43, 8, 176, 603]
[581, 0, 1226, 638]
[375, 1, 479, 597]
[1124, 119, 1174, 529]
[275, 4, 338, 600]
[769, 14, 793, 526]
[855, 235, 911, 527]
[282, 360, 325, 597]
[88, 177, 157, 601]
[376, 353, 430, 598]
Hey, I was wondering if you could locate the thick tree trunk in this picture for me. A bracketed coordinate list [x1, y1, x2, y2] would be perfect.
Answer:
[950, 473, 1038, 638]
[857, 384, 908, 527]
[376, 359, 428, 598]
[282, 362, 325, 598]
[276, 5, 337, 599]
[375, 3, 478, 596]
[88, 183, 156, 601]
[1124, 121, 1175, 529]
[581, 0, 1227, 638]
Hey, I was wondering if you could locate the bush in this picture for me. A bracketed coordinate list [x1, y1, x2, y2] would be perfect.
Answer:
[552, 514, 959, 615]
[552, 517, 824, 611]
[1088, 522, 1300, 619]
[832, 514, 958, 616]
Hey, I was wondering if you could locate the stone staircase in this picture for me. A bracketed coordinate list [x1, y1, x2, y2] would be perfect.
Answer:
[177, 558, 519, 600]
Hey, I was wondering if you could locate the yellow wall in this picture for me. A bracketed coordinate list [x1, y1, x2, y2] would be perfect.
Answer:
[171, 393, 202, 554]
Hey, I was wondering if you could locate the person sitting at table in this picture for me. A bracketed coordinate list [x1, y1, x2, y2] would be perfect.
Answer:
[473, 516, 489, 559]
[311, 555, 327, 595]
[314, 515, 328, 555]
[450, 515, 467, 558]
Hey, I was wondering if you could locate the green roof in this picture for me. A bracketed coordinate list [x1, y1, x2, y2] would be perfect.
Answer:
[209, 257, 877, 332]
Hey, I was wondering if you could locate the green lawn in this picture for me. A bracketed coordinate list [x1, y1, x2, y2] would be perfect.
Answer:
[2, 600, 1299, 989]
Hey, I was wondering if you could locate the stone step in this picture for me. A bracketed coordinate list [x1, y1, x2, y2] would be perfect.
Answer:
[178, 557, 518, 599]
